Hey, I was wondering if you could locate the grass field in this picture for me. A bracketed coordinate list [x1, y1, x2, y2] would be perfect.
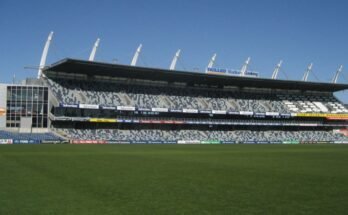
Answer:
[0, 144, 348, 215]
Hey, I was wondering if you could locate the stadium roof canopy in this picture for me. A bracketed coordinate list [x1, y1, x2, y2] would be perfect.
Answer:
[44, 58, 348, 92]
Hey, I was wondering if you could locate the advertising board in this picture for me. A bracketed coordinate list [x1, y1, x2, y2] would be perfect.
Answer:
[0, 139, 12, 144]
[117, 106, 136, 111]
[79, 104, 99, 109]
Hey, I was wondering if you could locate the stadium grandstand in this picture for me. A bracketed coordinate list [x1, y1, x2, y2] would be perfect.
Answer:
[1, 32, 348, 144]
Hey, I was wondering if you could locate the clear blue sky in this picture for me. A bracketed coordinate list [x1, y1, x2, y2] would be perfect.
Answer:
[1, 0, 348, 101]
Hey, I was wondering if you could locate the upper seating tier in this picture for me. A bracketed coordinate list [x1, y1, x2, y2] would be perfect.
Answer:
[46, 78, 347, 114]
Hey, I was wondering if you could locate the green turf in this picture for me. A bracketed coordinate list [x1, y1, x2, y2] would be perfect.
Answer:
[0, 144, 348, 215]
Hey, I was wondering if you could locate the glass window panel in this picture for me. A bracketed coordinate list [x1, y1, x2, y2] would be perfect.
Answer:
[27, 103, 32, 116]
[28, 87, 33, 101]
[33, 88, 39, 101]
[7, 88, 12, 101]
[22, 88, 28, 101]
[39, 88, 44, 101]
[17, 87, 23, 100]
[32, 103, 38, 115]
[12, 87, 17, 100]
[43, 104, 48, 114]
[44, 89, 48, 100]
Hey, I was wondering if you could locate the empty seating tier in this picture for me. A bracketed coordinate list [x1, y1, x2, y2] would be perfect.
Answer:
[59, 129, 348, 143]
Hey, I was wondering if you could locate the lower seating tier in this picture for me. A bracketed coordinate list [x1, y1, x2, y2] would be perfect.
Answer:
[0, 130, 64, 143]
[59, 129, 348, 142]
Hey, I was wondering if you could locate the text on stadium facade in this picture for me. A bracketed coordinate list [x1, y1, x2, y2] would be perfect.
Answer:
[206, 67, 258, 77]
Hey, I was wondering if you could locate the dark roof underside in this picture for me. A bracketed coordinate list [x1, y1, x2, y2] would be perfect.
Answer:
[44, 58, 348, 92]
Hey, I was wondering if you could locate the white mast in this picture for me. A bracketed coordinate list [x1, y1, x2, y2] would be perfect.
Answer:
[332, 65, 343, 83]
[37, 31, 54, 79]
[271, 60, 283, 79]
[88, 38, 100, 61]
[207, 53, 217, 68]
[131, 44, 142, 66]
[240, 57, 251, 76]
[302, 63, 313, 82]
[169, 49, 181, 70]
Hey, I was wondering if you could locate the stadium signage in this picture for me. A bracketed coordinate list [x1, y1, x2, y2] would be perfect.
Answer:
[201, 140, 221, 144]
[212, 110, 227, 114]
[0, 139, 12, 144]
[327, 117, 348, 120]
[71, 140, 107, 144]
[54, 117, 72, 121]
[105, 117, 326, 127]
[100, 106, 116, 110]
[183, 109, 199, 113]
[254, 113, 266, 118]
[12, 140, 31, 144]
[108, 141, 130, 144]
[227, 111, 240, 115]
[131, 141, 149, 144]
[199, 110, 211, 114]
[334, 141, 348, 144]
[12, 140, 21, 144]
[257, 141, 269, 144]
[79, 104, 99, 109]
[72, 117, 90, 122]
[239, 111, 254, 115]
[299, 123, 318, 127]
[206, 67, 258, 77]
[60, 104, 79, 108]
[148, 141, 163, 144]
[169, 109, 182, 113]
[282, 141, 299, 144]
[266, 112, 279, 116]
[177, 140, 200, 144]
[151, 108, 168, 112]
[117, 106, 136, 111]
[164, 141, 177, 144]
[137, 107, 152, 112]
[254, 112, 265, 116]
[222, 141, 236, 144]
[89, 118, 117, 123]
[297, 113, 348, 119]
